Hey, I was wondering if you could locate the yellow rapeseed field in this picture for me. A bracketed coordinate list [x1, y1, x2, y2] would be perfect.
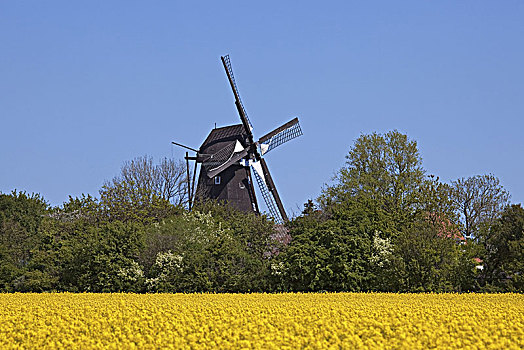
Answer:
[0, 293, 522, 349]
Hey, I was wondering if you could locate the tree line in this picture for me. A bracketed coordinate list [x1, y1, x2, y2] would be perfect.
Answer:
[0, 131, 522, 293]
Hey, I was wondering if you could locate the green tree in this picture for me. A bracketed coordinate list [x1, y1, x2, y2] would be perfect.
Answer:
[59, 220, 145, 292]
[99, 156, 185, 223]
[28, 195, 148, 292]
[481, 204, 524, 291]
[118, 156, 188, 206]
[321, 130, 425, 233]
[371, 175, 478, 292]
[99, 181, 176, 223]
[0, 191, 48, 291]
[281, 200, 381, 292]
[284, 131, 427, 291]
[385, 218, 474, 292]
[284, 131, 475, 292]
[141, 202, 276, 293]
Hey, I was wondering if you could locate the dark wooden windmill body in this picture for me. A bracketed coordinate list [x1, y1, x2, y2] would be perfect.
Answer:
[173, 55, 302, 224]
[194, 124, 258, 213]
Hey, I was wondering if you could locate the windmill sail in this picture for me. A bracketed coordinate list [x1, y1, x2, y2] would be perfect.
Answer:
[258, 117, 303, 155]
[221, 55, 253, 130]
[201, 141, 236, 171]
[251, 162, 284, 224]
[205, 141, 249, 178]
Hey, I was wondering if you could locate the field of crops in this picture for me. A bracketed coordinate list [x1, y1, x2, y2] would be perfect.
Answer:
[0, 293, 522, 349]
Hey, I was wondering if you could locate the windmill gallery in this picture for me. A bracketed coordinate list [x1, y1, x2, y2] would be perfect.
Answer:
[172, 55, 303, 224]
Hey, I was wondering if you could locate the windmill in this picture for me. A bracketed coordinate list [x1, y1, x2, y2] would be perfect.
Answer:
[172, 55, 302, 224]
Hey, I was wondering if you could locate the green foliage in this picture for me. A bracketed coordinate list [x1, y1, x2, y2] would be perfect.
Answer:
[281, 199, 384, 292]
[0, 190, 279, 293]
[321, 130, 425, 231]
[481, 204, 524, 291]
[0, 142, 521, 294]
[416, 175, 458, 223]
[24, 214, 145, 292]
[383, 219, 472, 292]
[193, 200, 276, 259]
[290, 130, 425, 292]
[0, 191, 48, 291]
[64, 221, 145, 292]
[286, 131, 480, 293]
[99, 182, 178, 223]
[141, 205, 275, 293]
[0, 190, 48, 234]
[97, 155, 187, 223]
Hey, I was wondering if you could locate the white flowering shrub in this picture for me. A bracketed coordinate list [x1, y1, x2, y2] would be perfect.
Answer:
[116, 261, 145, 291]
[370, 231, 393, 268]
[270, 262, 285, 276]
[145, 251, 184, 291]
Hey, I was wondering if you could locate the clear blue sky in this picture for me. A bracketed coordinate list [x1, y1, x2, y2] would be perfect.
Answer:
[1, 1, 523, 215]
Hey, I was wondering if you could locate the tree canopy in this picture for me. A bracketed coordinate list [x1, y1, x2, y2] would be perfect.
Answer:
[0, 138, 521, 293]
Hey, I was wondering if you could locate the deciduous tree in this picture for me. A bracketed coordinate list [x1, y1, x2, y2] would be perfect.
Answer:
[320, 130, 425, 232]
[451, 174, 510, 238]
[99, 156, 186, 222]
[482, 204, 524, 291]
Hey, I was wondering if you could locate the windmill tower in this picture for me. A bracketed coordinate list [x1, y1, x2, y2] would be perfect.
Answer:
[173, 55, 302, 223]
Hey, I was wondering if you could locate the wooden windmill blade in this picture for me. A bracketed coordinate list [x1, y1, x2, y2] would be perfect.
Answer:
[257, 117, 303, 155]
[251, 158, 288, 223]
[221, 55, 254, 136]
[258, 158, 288, 222]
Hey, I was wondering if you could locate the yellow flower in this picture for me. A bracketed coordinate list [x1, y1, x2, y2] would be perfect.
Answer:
[0, 293, 522, 349]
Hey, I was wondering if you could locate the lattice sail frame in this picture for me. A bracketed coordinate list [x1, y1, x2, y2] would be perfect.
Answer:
[260, 121, 303, 155]
[251, 164, 284, 224]
[222, 55, 253, 129]
[201, 142, 236, 172]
